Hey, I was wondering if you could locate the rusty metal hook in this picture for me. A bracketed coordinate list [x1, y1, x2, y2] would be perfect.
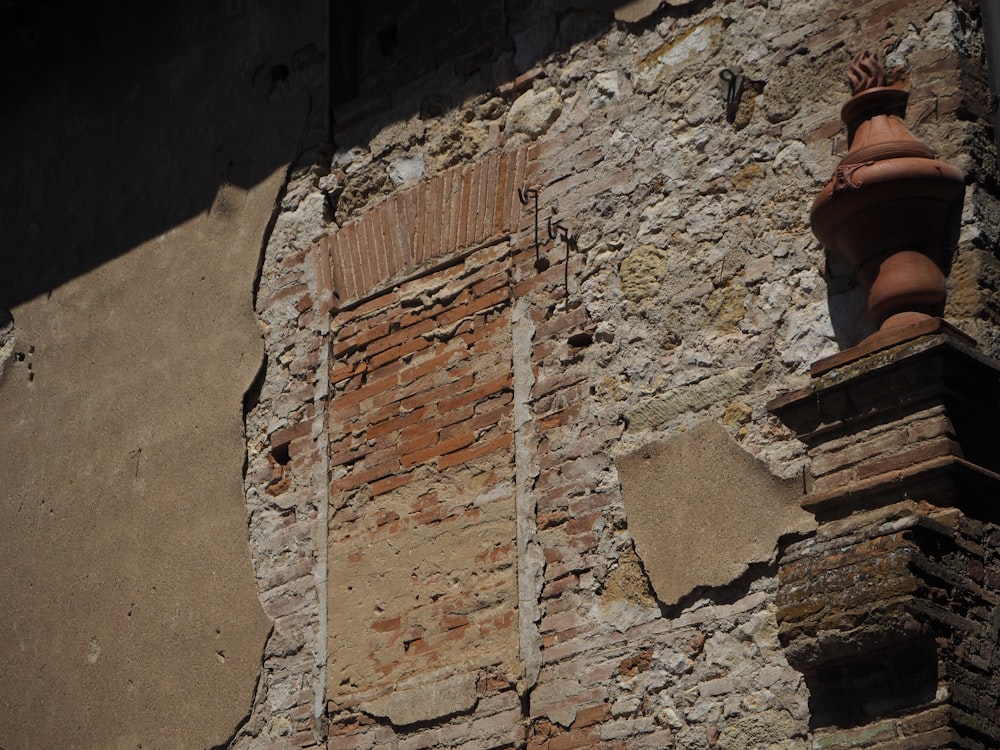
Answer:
[518, 187, 549, 271]
[546, 216, 578, 304]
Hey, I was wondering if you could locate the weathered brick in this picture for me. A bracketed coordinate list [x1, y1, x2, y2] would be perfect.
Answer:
[438, 433, 514, 470]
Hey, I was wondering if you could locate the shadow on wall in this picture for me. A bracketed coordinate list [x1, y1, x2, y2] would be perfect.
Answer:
[824, 247, 875, 349]
[331, 0, 674, 146]
[0, 0, 318, 308]
[2, 0, 669, 308]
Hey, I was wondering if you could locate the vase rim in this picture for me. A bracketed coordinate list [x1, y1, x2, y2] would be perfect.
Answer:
[841, 86, 908, 128]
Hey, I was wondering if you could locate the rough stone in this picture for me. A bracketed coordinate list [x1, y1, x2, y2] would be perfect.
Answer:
[620, 244, 670, 303]
[361, 673, 478, 726]
[614, 0, 663, 23]
[388, 153, 426, 186]
[633, 17, 723, 94]
[505, 87, 564, 140]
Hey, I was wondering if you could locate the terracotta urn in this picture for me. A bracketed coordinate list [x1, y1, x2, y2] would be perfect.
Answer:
[811, 51, 965, 333]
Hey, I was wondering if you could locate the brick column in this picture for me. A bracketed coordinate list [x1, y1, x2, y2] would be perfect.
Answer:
[769, 320, 1000, 748]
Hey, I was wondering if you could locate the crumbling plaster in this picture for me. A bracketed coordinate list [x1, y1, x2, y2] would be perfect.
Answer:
[617, 420, 815, 606]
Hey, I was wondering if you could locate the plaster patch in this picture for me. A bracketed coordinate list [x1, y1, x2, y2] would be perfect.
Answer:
[617, 421, 815, 605]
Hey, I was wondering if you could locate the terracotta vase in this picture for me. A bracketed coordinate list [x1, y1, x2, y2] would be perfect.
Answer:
[811, 51, 965, 333]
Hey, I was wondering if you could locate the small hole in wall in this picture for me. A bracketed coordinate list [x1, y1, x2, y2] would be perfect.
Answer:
[376, 22, 398, 59]
[569, 332, 594, 348]
[271, 442, 292, 466]
[270, 63, 289, 84]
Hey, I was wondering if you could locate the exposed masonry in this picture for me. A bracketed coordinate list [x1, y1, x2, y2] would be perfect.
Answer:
[314, 138, 812, 748]
[240, 0, 1000, 747]
[322, 146, 532, 307]
[512, 297, 544, 698]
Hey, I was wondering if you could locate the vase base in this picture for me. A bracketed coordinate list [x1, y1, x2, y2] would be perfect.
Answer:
[811, 317, 976, 376]
[878, 310, 936, 331]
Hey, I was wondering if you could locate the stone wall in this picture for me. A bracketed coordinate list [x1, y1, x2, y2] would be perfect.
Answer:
[243, 0, 999, 748]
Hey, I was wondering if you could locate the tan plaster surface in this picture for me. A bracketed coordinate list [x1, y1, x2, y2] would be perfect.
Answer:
[0, 174, 284, 749]
[0, 3, 321, 746]
[618, 421, 816, 605]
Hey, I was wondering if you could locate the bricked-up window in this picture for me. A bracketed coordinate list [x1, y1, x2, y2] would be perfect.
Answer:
[326, 242, 519, 714]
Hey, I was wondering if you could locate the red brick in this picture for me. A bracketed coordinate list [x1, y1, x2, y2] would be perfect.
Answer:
[379, 192, 404, 269]
[402, 186, 419, 263]
[548, 727, 599, 750]
[424, 173, 444, 263]
[358, 212, 381, 286]
[438, 374, 513, 413]
[377, 198, 402, 279]
[361, 317, 435, 360]
[369, 335, 430, 369]
[438, 432, 514, 470]
[328, 372, 400, 412]
[510, 145, 531, 233]
[442, 613, 470, 630]
[401, 403, 474, 441]
[472, 267, 510, 299]
[469, 403, 513, 434]
[496, 149, 512, 237]
[465, 160, 483, 249]
[379, 193, 410, 266]
[542, 573, 580, 599]
[398, 348, 467, 384]
[455, 165, 473, 252]
[539, 403, 583, 430]
[366, 404, 434, 440]
[259, 280, 309, 310]
[330, 459, 401, 492]
[372, 616, 401, 633]
[533, 370, 589, 400]
[470, 155, 487, 245]
[406, 186, 424, 268]
[437, 286, 511, 326]
[855, 438, 960, 481]
[402, 431, 475, 468]
[270, 421, 311, 449]
[538, 510, 569, 530]
[328, 234, 352, 304]
[370, 472, 417, 497]
[399, 428, 439, 457]
[345, 222, 371, 299]
[439, 167, 456, 257]
[479, 152, 498, 242]
[573, 703, 611, 729]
